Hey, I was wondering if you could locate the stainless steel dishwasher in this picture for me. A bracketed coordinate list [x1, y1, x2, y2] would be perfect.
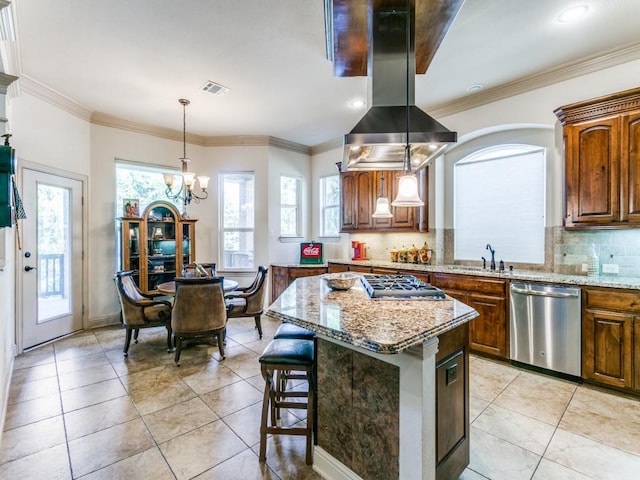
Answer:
[509, 282, 581, 377]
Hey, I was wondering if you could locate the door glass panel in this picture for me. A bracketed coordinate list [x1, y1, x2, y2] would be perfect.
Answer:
[37, 183, 71, 322]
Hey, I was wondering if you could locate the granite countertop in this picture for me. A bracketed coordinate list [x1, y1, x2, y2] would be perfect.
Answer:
[326, 259, 640, 290]
[265, 275, 478, 355]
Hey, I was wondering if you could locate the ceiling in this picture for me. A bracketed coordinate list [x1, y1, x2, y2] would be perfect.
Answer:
[10, 0, 640, 148]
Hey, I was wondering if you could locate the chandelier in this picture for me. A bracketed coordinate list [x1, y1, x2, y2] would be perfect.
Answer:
[164, 98, 209, 218]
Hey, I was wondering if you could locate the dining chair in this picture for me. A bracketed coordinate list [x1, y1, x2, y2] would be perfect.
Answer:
[171, 276, 228, 365]
[114, 270, 173, 356]
[182, 262, 216, 277]
[225, 266, 269, 338]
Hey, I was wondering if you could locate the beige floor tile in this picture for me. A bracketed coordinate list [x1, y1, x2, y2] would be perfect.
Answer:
[68, 417, 155, 478]
[0, 443, 70, 480]
[178, 359, 244, 395]
[64, 395, 140, 441]
[252, 432, 318, 480]
[222, 402, 266, 447]
[144, 396, 219, 444]
[58, 363, 118, 391]
[222, 346, 262, 379]
[159, 419, 248, 480]
[4, 392, 62, 430]
[247, 373, 267, 391]
[532, 458, 593, 480]
[492, 371, 577, 426]
[230, 330, 268, 347]
[61, 378, 127, 412]
[545, 428, 640, 479]
[0, 415, 66, 464]
[469, 426, 540, 480]
[56, 352, 111, 375]
[13, 345, 55, 370]
[458, 468, 490, 479]
[76, 447, 174, 480]
[472, 404, 556, 455]
[122, 365, 196, 415]
[469, 357, 519, 402]
[469, 395, 489, 423]
[53, 334, 104, 361]
[194, 448, 280, 479]
[8, 375, 59, 405]
[201, 380, 263, 417]
[10, 361, 57, 385]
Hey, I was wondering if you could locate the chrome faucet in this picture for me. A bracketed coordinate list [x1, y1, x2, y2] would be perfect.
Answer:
[486, 244, 496, 270]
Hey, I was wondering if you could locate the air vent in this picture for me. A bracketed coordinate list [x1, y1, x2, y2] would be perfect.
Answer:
[201, 81, 230, 95]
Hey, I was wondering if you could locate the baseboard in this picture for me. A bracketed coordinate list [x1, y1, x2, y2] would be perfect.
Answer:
[0, 347, 15, 449]
[313, 446, 364, 480]
[88, 314, 121, 329]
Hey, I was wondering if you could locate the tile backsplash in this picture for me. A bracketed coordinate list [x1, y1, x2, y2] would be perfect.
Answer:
[350, 227, 640, 278]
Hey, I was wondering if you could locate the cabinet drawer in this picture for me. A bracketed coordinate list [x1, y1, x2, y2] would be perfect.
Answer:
[289, 267, 327, 279]
[432, 273, 507, 296]
[584, 288, 640, 313]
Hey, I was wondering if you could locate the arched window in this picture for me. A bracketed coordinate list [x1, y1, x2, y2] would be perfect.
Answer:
[454, 144, 545, 264]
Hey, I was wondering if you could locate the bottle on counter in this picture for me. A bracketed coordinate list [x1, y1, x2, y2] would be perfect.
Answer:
[419, 242, 431, 264]
[588, 244, 600, 278]
[398, 245, 408, 263]
[408, 244, 418, 263]
[390, 247, 399, 263]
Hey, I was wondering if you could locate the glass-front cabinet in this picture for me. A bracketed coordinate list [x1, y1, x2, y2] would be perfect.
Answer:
[118, 200, 196, 293]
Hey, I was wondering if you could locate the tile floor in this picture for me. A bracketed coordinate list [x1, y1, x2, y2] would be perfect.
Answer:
[1, 315, 639, 479]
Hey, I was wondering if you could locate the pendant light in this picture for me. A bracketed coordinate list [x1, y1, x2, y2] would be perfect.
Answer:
[391, 1, 424, 208]
[372, 172, 393, 218]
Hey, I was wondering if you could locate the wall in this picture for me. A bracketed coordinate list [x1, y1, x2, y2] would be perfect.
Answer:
[311, 58, 640, 276]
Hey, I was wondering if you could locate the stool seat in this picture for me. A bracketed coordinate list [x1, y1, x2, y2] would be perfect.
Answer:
[259, 339, 314, 366]
[274, 323, 316, 340]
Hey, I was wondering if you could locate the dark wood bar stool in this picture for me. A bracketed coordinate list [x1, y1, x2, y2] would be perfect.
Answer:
[258, 338, 315, 465]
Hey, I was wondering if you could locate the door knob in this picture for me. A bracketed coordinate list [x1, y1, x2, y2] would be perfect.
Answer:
[24, 265, 37, 272]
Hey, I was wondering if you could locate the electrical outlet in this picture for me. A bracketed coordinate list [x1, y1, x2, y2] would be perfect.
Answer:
[581, 263, 589, 272]
[602, 263, 619, 274]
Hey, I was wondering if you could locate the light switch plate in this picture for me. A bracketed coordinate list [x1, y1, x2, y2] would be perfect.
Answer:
[602, 264, 619, 274]
[581, 263, 589, 272]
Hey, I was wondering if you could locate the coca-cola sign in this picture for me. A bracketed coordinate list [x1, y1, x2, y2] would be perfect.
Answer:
[300, 242, 323, 264]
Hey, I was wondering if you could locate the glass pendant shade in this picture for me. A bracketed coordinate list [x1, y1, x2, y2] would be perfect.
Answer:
[372, 196, 393, 218]
[392, 174, 424, 207]
[182, 172, 196, 188]
[163, 173, 176, 188]
[197, 175, 210, 190]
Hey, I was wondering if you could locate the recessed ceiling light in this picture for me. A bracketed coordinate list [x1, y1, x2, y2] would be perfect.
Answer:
[349, 99, 366, 109]
[467, 84, 484, 92]
[557, 5, 589, 23]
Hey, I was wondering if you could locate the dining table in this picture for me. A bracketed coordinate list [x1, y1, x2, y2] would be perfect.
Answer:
[156, 278, 239, 295]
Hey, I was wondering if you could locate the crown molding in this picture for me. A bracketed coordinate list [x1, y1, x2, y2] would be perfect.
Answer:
[19, 75, 91, 120]
[427, 41, 640, 119]
[311, 137, 343, 155]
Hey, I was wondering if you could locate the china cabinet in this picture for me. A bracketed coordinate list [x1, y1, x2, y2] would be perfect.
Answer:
[118, 200, 196, 292]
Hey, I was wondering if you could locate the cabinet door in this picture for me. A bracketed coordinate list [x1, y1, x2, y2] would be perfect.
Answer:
[348, 264, 372, 273]
[120, 219, 141, 285]
[436, 350, 466, 465]
[582, 309, 633, 389]
[290, 267, 328, 280]
[340, 172, 357, 231]
[328, 263, 349, 273]
[271, 266, 291, 302]
[635, 319, 640, 392]
[621, 110, 640, 223]
[355, 172, 373, 230]
[565, 117, 621, 225]
[467, 293, 507, 358]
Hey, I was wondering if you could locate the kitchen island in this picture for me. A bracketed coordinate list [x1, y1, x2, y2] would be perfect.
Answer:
[265, 275, 479, 480]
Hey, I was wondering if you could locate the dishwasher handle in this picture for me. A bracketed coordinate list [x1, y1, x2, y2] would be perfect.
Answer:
[510, 286, 580, 298]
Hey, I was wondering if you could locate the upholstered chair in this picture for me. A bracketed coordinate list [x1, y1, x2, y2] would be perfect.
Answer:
[114, 270, 173, 356]
[225, 266, 269, 338]
[171, 276, 228, 365]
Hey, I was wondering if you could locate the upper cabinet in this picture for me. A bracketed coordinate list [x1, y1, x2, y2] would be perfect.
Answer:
[555, 87, 640, 229]
[118, 200, 196, 293]
[340, 169, 428, 233]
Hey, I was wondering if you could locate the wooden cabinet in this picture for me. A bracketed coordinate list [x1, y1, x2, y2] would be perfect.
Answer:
[270, 265, 328, 301]
[327, 262, 372, 274]
[582, 287, 638, 391]
[118, 200, 196, 293]
[340, 169, 428, 233]
[555, 87, 640, 229]
[432, 273, 508, 359]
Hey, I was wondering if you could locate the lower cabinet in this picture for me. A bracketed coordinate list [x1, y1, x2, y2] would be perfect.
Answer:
[432, 273, 508, 359]
[270, 265, 328, 301]
[582, 287, 637, 391]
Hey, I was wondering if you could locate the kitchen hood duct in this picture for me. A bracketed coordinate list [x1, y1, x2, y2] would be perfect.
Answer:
[342, 1, 457, 171]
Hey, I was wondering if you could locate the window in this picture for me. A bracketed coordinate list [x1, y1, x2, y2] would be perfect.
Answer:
[115, 161, 179, 215]
[319, 175, 340, 237]
[454, 145, 545, 264]
[280, 175, 301, 237]
[220, 172, 255, 270]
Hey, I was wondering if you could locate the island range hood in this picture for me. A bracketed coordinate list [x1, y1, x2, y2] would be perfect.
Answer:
[342, 2, 457, 171]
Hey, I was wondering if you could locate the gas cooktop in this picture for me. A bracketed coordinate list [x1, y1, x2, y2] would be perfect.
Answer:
[360, 274, 446, 300]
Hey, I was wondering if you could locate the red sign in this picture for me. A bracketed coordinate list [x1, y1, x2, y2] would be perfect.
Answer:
[300, 242, 324, 264]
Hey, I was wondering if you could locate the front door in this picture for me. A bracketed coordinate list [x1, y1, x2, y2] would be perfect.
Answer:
[20, 167, 84, 349]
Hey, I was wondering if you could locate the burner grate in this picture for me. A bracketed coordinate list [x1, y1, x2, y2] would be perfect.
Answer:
[360, 274, 446, 299]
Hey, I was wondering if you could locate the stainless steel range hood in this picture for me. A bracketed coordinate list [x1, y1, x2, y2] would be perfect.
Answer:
[342, 2, 457, 171]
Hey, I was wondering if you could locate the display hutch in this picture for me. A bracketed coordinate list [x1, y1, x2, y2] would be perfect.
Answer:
[118, 200, 196, 293]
